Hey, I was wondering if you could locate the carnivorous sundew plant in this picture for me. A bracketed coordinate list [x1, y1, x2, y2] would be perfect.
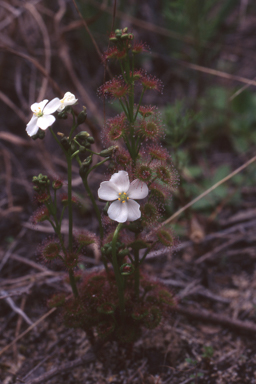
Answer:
[27, 28, 177, 345]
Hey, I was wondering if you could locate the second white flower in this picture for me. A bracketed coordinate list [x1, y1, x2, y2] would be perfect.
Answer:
[98, 170, 148, 223]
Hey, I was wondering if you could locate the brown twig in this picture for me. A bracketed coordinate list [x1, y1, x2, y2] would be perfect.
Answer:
[0, 90, 27, 122]
[176, 304, 256, 335]
[2, 148, 13, 208]
[0, 308, 56, 356]
[0, 44, 63, 97]
[25, 340, 104, 384]
[195, 234, 245, 264]
[0, 227, 27, 272]
[13, 295, 27, 364]
[24, 2, 51, 102]
[147, 154, 256, 239]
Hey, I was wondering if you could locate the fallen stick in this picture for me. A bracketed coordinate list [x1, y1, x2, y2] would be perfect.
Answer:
[176, 304, 256, 334]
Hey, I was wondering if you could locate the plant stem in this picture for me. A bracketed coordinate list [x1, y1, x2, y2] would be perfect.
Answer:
[112, 223, 125, 316]
[69, 269, 79, 297]
[81, 175, 104, 240]
[134, 250, 140, 298]
[66, 150, 73, 252]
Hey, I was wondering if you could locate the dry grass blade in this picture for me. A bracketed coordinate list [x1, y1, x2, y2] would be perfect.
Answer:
[0, 132, 31, 146]
[24, 2, 51, 102]
[0, 307, 56, 356]
[0, 90, 27, 122]
[147, 154, 256, 239]
[181, 61, 256, 88]
[89, 0, 193, 44]
[0, 44, 63, 97]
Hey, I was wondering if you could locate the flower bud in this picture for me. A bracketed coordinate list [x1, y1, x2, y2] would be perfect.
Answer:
[58, 110, 68, 119]
[75, 131, 90, 146]
[118, 248, 130, 257]
[75, 131, 90, 139]
[77, 107, 87, 125]
[99, 145, 118, 158]
[115, 29, 122, 37]
[60, 136, 70, 150]
[31, 128, 45, 140]
[121, 33, 129, 39]
[79, 156, 92, 177]
[87, 136, 95, 144]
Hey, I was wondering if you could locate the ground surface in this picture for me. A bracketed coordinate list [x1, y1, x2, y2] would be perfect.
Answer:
[1, 0, 256, 383]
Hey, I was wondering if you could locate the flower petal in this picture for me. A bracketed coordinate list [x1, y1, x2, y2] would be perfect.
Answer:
[109, 171, 130, 192]
[98, 181, 120, 201]
[127, 199, 141, 221]
[37, 115, 56, 130]
[43, 97, 61, 114]
[128, 179, 148, 199]
[108, 200, 128, 223]
[31, 100, 48, 113]
[26, 115, 39, 137]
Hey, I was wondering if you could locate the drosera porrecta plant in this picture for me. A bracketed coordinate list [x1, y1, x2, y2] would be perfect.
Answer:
[27, 28, 177, 346]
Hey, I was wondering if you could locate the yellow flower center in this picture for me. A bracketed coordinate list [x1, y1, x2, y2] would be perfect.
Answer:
[34, 107, 43, 117]
[118, 192, 129, 203]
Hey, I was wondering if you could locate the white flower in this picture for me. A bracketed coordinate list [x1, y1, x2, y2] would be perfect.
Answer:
[98, 170, 148, 223]
[26, 98, 61, 137]
[57, 92, 78, 112]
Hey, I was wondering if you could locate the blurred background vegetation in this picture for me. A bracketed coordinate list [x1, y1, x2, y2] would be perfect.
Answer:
[1, 0, 256, 239]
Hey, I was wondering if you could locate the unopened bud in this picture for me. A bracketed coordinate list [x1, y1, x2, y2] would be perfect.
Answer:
[60, 136, 70, 150]
[87, 136, 95, 144]
[115, 29, 122, 37]
[121, 33, 129, 39]
[31, 128, 45, 140]
[77, 107, 87, 125]
[75, 131, 90, 141]
[79, 156, 92, 177]
[118, 248, 130, 257]
[58, 110, 68, 119]
[99, 145, 118, 158]
[38, 129, 45, 140]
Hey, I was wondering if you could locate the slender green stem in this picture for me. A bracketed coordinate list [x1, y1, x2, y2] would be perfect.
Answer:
[69, 111, 78, 142]
[81, 175, 104, 239]
[112, 223, 125, 316]
[134, 88, 145, 121]
[139, 243, 156, 265]
[119, 98, 130, 120]
[66, 150, 73, 252]
[49, 127, 65, 153]
[69, 269, 79, 298]
[134, 250, 140, 298]
[87, 157, 110, 175]
[119, 61, 128, 83]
